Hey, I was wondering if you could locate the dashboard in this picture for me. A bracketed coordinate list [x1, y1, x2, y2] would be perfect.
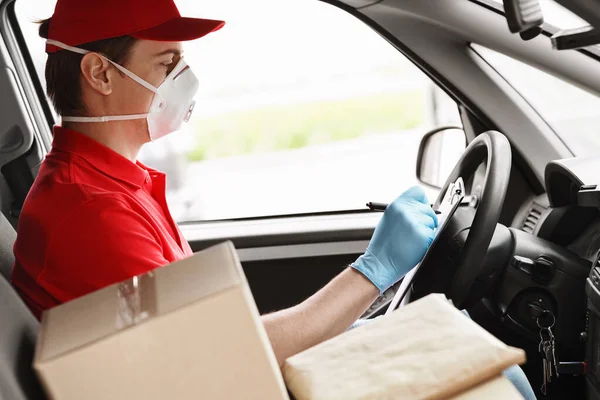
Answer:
[425, 156, 600, 373]
[497, 156, 600, 397]
[512, 157, 600, 262]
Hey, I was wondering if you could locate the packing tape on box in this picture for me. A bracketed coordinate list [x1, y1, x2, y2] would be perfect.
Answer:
[116, 273, 156, 329]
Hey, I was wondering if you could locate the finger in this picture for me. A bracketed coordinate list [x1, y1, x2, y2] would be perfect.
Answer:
[421, 226, 436, 247]
[400, 186, 429, 204]
[418, 213, 437, 230]
[417, 202, 439, 228]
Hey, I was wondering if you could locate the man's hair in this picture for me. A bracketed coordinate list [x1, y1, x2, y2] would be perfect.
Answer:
[39, 18, 138, 116]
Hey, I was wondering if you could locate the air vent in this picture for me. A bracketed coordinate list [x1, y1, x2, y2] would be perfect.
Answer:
[522, 203, 545, 233]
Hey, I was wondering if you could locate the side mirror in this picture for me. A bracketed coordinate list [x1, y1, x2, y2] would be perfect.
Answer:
[416, 126, 467, 189]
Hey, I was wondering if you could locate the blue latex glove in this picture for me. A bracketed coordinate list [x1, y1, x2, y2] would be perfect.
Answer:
[352, 186, 438, 293]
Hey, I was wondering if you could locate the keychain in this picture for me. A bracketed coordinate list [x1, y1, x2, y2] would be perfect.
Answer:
[537, 310, 557, 395]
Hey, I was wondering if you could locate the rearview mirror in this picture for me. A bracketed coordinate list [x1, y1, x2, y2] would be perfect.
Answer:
[503, 0, 544, 40]
[416, 126, 467, 189]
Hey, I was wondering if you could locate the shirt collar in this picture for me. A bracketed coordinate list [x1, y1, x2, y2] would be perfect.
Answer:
[52, 126, 153, 189]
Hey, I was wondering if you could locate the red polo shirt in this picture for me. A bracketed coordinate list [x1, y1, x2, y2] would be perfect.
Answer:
[11, 126, 193, 318]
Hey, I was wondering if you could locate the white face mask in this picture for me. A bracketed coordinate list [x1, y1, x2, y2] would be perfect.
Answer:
[46, 39, 199, 141]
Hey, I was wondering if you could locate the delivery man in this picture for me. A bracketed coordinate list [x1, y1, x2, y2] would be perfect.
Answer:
[10, 0, 534, 397]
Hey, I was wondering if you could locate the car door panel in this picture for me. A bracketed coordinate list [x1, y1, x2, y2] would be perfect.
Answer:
[242, 254, 360, 314]
[184, 214, 375, 312]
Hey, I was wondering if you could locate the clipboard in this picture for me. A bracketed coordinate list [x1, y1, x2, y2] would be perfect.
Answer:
[386, 178, 465, 314]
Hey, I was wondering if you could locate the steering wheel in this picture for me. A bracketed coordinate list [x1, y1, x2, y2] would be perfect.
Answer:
[409, 131, 512, 309]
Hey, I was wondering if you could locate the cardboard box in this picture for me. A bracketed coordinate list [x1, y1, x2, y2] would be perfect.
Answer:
[283, 293, 526, 400]
[34, 241, 289, 400]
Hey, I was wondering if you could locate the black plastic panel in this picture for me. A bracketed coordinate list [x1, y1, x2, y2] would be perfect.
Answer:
[242, 254, 359, 314]
[546, 157, 600, 207]
[188, 225, 374, 252]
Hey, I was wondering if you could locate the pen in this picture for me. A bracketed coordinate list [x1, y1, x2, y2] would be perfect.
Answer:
[366, 202, 442, 215]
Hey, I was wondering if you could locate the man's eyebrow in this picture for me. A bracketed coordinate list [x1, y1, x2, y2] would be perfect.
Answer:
[153, 49, 183, 57]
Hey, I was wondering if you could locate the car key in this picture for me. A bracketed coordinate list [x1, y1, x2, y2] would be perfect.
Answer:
[540, 339, 552, 394]
[552, 335, 559, 378]
[537, 310, 557, 395]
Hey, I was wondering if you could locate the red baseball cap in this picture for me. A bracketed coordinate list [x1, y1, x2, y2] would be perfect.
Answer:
[46, 0, 225, 53]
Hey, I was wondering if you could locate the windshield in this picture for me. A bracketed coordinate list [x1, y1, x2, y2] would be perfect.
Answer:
[473, 44, 600, 156]
[477, 1, 600, 156]
[535, 0, 589, 29]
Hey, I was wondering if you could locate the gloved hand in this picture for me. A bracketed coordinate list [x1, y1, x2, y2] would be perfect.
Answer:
[352, 186, 438, 294]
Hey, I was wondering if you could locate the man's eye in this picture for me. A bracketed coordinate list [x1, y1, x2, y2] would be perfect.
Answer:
[160, 57, 174, 66]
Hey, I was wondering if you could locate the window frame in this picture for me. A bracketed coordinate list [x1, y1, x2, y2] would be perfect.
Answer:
[4, 0, 53, 151]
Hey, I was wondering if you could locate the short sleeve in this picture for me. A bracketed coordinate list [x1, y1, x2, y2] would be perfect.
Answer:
[40, 195, 170, 303]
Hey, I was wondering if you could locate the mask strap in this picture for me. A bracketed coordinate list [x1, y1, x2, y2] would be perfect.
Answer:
[61, 114, 149, 123]
[46, 39, 88, 55]
[46, 39, 159, 94]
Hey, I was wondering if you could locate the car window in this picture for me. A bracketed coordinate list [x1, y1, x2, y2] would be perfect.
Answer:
[472, 44, 600, 157]
[16, 0, 461, 222]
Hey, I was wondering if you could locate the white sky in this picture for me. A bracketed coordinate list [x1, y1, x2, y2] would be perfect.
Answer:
[15, 0, 406, 96]
[16, 0, 588, 97]
[15, 0, 589, 125]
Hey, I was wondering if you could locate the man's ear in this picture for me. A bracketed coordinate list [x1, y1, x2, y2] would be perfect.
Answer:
[80, 53, 114, 96]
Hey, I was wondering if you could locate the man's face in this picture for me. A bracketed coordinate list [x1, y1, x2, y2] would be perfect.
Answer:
[108, 40, 183, 137]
